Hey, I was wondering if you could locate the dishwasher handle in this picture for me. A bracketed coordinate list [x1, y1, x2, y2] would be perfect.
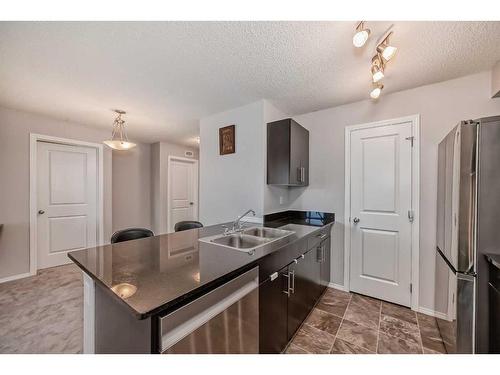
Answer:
[159, 267, 259, 352]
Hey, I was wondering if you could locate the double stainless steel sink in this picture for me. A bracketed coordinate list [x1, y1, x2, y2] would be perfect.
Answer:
[201, 227, 294, 252]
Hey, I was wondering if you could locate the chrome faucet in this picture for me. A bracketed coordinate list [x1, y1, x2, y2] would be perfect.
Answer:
[223, 209, 255, 234]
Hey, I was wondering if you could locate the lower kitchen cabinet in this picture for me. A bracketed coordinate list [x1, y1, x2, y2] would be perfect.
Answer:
[259, 265, 289, 354]
[259, 230, 332, 353]
[288, 247, 322, 339]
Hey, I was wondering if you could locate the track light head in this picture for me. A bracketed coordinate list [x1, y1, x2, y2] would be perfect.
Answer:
[377, 31, 397, 61]
[371, 54, 385, 82]
[370, 83, 384, 99]
[353, 21, 370, 48]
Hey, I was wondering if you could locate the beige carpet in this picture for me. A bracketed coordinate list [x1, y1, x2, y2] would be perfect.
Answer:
[0, 264, 83, 354]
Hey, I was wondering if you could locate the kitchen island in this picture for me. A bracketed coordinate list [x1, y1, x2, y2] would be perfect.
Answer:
[68, 210, 334, 354]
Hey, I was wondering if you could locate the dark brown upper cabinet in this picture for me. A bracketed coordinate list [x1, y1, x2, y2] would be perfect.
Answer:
[267, 118, 309, 186]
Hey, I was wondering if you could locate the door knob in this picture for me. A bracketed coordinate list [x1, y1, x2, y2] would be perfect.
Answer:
[353, 217, 360, 224]
[38, 210, 45, 215]
[189, 202, 194, 206]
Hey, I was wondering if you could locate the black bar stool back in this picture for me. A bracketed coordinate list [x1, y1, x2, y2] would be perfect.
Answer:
[174, 221, 203, 232]
[111, 228, 154, 244]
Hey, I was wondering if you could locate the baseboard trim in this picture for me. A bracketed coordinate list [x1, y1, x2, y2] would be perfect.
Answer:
[0, 271, 34, 284]
[417, 306, 448, 320]
[327, 282, 349, 292]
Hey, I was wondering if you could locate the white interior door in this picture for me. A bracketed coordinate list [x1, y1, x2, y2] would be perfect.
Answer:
[168, 157, 198, 232]
[36, 141, 98, 269]
[349, 121, 413, 306]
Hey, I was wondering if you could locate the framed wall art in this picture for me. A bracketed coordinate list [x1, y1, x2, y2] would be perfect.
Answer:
[219, 124, 235, 155]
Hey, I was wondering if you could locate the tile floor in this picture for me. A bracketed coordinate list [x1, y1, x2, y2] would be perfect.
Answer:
[285, 288, 448, 354]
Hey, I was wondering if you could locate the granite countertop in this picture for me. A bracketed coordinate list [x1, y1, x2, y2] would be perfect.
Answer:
[69, 213, 334, 319]
[264, 210, 335, 228]
[485, 253, 500, 270]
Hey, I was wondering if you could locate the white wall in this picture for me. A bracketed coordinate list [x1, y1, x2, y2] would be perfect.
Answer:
[199, 101, 266, 224]
[291, 70, 500, 311]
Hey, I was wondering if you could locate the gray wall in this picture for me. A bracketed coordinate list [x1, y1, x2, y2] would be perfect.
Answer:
[492, 60, 500, 98]
[111, 143, 152, 232]
[0, 106, 152, 280]
[199, 101, 266, 224]
[150, 141, 199, 234]
[291, 70, 500, 311]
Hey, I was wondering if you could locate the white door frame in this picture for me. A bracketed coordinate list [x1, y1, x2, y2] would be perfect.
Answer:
[29, 133, 104, 275]
[166, 155, 199, 233]
[344, 115, 420, 310]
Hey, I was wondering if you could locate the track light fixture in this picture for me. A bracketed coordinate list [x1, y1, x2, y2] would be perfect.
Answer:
[370, 83, 384, 99]
[351, 24, 397, 100]
[371, 54, 385, 83]
[352, 21, 370, 48]
[377, 31, 397, 61]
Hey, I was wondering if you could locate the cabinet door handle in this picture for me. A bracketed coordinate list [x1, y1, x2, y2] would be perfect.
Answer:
[301, 167, 305, 182]
[290, 270, 295, 294]
[297, 167, 302, 183]
[318, 246, 325, 263]
[283, 272, 290, 296]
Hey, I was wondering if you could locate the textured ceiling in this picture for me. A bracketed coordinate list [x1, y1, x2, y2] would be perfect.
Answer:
[1, 21, 500, 146]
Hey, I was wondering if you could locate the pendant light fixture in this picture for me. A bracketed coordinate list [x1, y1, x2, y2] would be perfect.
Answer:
[103, 110, 137, 151]
[377, 31, 397, 62]
[352, 21, 370, 48]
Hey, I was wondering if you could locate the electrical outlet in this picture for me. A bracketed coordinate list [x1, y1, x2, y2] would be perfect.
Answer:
[279, 196, 284, 205]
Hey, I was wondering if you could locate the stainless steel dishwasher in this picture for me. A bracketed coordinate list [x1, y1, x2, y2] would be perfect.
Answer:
[159, 267, 259, 354]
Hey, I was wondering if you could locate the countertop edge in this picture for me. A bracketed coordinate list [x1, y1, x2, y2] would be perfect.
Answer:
[69, 221, 334, 320]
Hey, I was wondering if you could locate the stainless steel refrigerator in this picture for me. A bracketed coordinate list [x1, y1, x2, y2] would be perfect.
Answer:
[435, 115, 500, 354]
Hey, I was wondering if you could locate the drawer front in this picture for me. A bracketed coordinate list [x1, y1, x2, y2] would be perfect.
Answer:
[308, 228, 330, 250]
[258, 239, 305, 281]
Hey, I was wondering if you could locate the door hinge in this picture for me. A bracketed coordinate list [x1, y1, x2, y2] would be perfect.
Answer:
[408, 210, 414, 223]
[410, 283, 413, 293]
[405, 136, 415, 147]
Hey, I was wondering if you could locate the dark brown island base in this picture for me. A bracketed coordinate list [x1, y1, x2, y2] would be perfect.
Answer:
[69, 210, 334, 354]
